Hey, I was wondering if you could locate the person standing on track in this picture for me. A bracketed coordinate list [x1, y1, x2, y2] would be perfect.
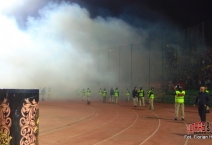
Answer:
[109, 87, 114, 103]
[87, 88, 91, 103]
[148, 87, 155, 110]
[102, 88, 107, 103]
[205, 86, 209, 93]
[126, 88, 130, 102]
[194, 86, 210, 122]
[99, 88, 102, 101]
[41, 87, 46, 101]
[114, 87, 119, 104]
[173, 87, 185, 121]
[138, 87, 145, 107]
[81, 88, 85, 101]
[132, 87, 138, 107]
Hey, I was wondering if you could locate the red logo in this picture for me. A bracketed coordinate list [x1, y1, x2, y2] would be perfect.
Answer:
[187, 122, 210, 133]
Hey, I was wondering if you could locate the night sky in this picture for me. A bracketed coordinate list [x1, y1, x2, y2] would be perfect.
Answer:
[67, 0, 212, 29]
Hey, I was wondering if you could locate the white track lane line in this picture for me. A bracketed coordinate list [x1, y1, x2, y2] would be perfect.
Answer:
[57, 106, 119, 143]
[184, 122, 189, 145]
[154, 105, 194, 145]
[40, 105, 99, 136]
[139, 111, 161, 145]
[93, 111, 138, 145]
[67, 109, 119, 139]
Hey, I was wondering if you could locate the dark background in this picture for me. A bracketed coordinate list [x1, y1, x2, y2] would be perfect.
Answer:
[64, 0, 212, 29]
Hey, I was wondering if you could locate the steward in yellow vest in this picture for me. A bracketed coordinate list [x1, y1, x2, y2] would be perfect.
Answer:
[175, 90, 185, 103]
[102, 88, 107, 103]
[138, 87, 145, 107]
[126, 88, 130, 102]
[138, 88, 144, 97]
[87, 88, 91, 104]
[114, 87, 119, 104]
[81, 88, 85, 101]
[205, 87, 209, 93]
[148, 87, 154, 110]
[99, 88, 102, 101]
[173, 88, 185, 121]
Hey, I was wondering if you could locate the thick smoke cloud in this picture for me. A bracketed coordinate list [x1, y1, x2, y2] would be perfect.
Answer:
[0, 1, 148, 99]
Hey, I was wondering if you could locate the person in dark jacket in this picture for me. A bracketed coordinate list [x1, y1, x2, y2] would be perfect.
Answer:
[194, 86, 210, 122]
[132, 87, 138, 107]
[109, 87, 114, 103]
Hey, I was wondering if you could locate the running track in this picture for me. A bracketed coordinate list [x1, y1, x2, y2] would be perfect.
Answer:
[39, 99, 212, 145]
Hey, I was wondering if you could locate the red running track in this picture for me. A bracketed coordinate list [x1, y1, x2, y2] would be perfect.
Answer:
[39, 99, 212, 145]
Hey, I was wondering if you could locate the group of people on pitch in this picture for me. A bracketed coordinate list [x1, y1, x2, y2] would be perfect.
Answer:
[132, 87, 155, 110]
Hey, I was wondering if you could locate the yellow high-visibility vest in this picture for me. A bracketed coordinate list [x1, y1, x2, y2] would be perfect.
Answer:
[175, 90, 185, 103]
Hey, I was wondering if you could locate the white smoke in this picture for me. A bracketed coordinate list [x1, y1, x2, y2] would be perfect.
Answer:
[0, 1, 146, 99]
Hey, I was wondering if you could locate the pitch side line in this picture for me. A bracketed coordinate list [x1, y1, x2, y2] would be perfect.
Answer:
[39, 104, 98, 135]
[139, 111, 161, 145]
[151, 104, 196, 145]
[184, 122, 189, 145]
[93, 111, 138, 145]
[66, 109, 119, 139]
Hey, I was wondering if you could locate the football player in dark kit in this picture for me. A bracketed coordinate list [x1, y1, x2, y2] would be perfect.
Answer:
[194, 86, 210, 122]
